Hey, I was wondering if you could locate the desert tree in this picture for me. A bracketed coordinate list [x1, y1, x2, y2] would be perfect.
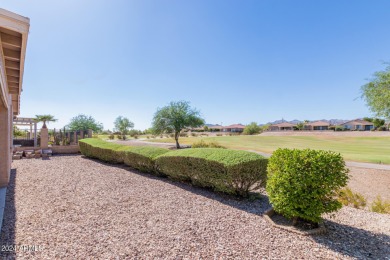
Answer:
[152, 101, 204, 148]
[114, 116, 134, 140]
[67, 114, 103, 132]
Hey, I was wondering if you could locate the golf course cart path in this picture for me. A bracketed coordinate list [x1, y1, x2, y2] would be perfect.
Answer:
[0, 155, 389, 259]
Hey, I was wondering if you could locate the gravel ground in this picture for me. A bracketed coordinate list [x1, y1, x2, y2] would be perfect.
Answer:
[0, 155, 389, 259]
[348, 167, 390, 203]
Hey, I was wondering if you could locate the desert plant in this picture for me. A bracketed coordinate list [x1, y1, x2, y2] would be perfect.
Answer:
[243, 122, 261, 135]
[266, 148, 349, 224]
[191, 140, 226, 149]
[35, 114, 57, 128]
[67, 114, 103, 132]
[156, 148, 267, 196]
[114, 116, 135, 139]
[371, 196, 390, 214]
[337, 187, 367, 209]
[152, 101, 205, 148]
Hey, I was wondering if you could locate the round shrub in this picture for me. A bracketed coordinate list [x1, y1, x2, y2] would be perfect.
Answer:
[266, 148, 349, 223]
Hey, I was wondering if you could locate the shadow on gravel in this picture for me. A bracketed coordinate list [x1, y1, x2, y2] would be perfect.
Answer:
[315, 219, 390, 259]
[82, 156, 271, 217]
[83, 156, 390, 258]
[0, 169, 17, 259]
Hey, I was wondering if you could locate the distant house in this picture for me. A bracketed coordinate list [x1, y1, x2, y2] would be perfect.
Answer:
[208, 125, 223, 131]
[269, 122, 296, 131]
[191, 124, 223, 132]
[222, 124, 246, 133]
[304, 120, 330, 131]
[341, 119, 374, 131]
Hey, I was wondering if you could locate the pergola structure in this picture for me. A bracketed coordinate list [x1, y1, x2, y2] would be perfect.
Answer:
[13, 117, 37, 147]
[0, 9, 29, 187]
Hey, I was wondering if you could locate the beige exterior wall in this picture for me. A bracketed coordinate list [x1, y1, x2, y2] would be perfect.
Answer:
[0, 94, 11, 186]
[0, 9, 29, 187]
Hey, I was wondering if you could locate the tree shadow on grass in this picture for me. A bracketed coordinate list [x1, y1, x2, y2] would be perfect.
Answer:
[82, 156, 390, 258]
[0, 169, 17, 259]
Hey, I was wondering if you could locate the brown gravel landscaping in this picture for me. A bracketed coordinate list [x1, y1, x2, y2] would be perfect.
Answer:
[0, 155, 389, 259]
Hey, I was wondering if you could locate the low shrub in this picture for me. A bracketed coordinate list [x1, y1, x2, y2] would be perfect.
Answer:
[191, 140, 226, 149]
[243, 122, 261, 135]
[156, 148, 268, 196]
[108, 134, 115, 140]
[123, 146, 169, 174]
[79, 138, 132, 163]
[337, 187, 367, 209]
[371, 196, 390, 214]
[266, 148, 349, 223]
[216, 133, 223, 136]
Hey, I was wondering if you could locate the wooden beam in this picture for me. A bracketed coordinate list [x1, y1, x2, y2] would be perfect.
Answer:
[7, 76, 19, 84]
[3, 49, 20, 61]
[9, 88, 18, 94]
[4, 60, 20, 70]
[5, 68, 19, 77]
[0, 33, 22, 48]
[8, 82, 19, 88]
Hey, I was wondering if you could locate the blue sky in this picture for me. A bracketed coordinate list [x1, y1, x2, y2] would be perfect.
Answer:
[3, 0, 390, 130]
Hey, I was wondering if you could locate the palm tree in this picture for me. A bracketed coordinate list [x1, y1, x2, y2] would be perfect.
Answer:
[34, 114, 57, 128]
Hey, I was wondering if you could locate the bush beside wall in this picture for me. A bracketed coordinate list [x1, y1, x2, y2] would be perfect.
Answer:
[155, 148, 268, 196]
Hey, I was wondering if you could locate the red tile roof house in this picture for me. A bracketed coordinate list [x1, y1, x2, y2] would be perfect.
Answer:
[222, 124, 246, 133]
[269, 122, 296, 131]
[341, 119, 374, 131]
[208, 125, 223, 131]
[304, 120, 330, 131]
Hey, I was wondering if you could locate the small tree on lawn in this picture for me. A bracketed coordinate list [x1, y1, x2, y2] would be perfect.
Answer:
[152, 101, 204, 148]
[114, 116, 134, 140]
[243, 122, 261, 135]
[34, 114, 57, 128]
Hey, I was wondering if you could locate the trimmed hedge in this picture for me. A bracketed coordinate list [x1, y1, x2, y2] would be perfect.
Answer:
[266, 148, 349, 224]
[155, 148, 268, 196]
[79, 138, 132, 163]
[79, 139, 268, 197]
[123, 146, 169, 174]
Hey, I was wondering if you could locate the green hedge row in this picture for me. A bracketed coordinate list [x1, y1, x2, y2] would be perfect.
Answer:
[79, 138, 132, 163]
[79, 139, 268, 197]
[156, 148, 268, 196]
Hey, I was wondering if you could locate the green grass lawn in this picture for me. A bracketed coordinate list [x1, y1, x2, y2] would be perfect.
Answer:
[149, 135, 390, 164]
